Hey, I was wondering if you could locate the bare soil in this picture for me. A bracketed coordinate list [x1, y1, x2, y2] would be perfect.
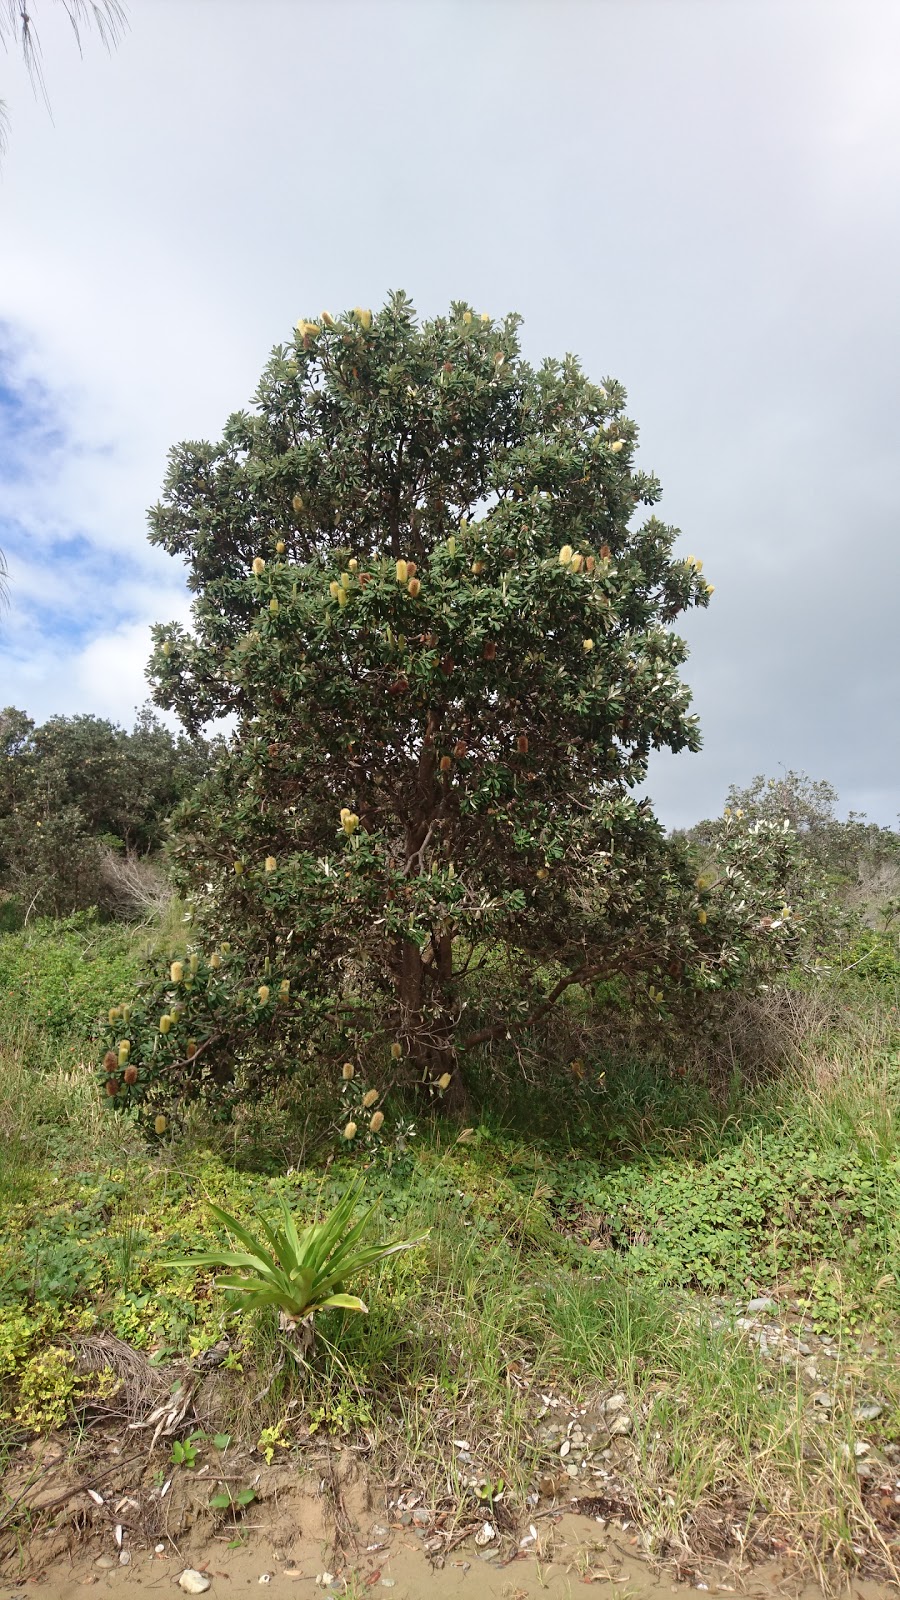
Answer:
[2, 1442, 898, 1600]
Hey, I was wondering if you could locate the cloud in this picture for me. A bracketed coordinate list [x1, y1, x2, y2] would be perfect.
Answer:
[1, 0, 898, 824]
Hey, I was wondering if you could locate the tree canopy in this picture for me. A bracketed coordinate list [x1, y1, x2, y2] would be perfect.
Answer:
[99, 295, 809, 1124]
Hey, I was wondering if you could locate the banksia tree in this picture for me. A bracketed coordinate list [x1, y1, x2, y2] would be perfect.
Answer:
[131, 291, 804, 1115]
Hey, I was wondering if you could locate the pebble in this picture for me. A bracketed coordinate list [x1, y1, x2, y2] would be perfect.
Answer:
[746, 1297, 777, 1315]
[474, 1520, 495, 1546]
[608, 1413, 633, 1436]
[178, 1572, 211, 1595]
[854, 1401, 883, 1423]
[412, 1507, 431, 1528]
[118, 1551, 132, 1566]
[94, 1556, 116, 1570]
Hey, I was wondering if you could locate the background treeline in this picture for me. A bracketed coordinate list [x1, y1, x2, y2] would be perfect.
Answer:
[0, 706, 214, 926]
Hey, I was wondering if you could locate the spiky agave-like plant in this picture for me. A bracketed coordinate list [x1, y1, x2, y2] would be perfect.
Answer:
[168, 1179, 427, 1356]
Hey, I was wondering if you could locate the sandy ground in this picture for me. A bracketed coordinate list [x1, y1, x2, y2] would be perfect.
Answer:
[4, 1504, 898, 1600]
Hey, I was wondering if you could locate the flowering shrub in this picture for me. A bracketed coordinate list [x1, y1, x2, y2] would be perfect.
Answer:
[97, 294, 827, 1124]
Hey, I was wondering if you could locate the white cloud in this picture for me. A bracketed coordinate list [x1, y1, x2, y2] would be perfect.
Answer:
[1, 0, 899, 822]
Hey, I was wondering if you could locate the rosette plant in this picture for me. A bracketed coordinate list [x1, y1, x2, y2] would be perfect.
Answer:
[101, 292, 810, 1117]
[168, 1181, 427, 1353]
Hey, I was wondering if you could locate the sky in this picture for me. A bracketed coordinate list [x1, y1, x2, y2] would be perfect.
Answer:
[1, 0, 898, 828]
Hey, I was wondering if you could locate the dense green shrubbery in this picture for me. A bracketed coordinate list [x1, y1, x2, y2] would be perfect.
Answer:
[0, 705, 212, 920]
[74, 295, 841, 1130]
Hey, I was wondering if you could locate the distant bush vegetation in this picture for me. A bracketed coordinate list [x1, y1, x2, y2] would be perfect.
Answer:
[0, 706, 214, 923]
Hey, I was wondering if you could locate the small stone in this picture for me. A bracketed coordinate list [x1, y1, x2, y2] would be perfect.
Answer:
[608, 1413, 633, 1436]
[746, 1297, 777, 1315]
[604, 1393, 627, 1413]
[412, 1507, 431, 1527]
[118, 1551, 132, 1565]
[853, 1401, 883, 1423]
[155, 1543, 166, 1554]
[854, 1441, 871, 1457]
[474, 1521, 495, 1546]
[283, 1570, 304, 1581]
[813, 1391, 833, 1410]
[178, 1572, 211, 1595]
[94, 1557, 116, 1570]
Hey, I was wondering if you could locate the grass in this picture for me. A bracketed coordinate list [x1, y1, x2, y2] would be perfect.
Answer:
[1, 916, 899, 1581]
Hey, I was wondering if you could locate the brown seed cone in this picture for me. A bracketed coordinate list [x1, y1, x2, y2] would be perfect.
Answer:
[482, 641, 497, 660]
[517, 735, 529, 754]
[123, 1064, 138, 1085]
[440, 655, 454, 674]
[440, 755, 453, 772]
[103, 1050, 118, 1073]
[453, 741, 468, 759]
[105, 1078, 120, 1097]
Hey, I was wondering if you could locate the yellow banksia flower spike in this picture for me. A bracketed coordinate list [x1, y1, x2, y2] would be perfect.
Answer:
[354, 307, 372, 330]
[342, 1062, 355, 1081]
[154, 1115, 168, 1135]
[159, 1015, 172, 1034]
[265, 856, 277, 873]
[257, 985, 270, 1004]
[252, 557, 265, 576]
[369, 1110, 384, 1133]
[559, 544, 573, 565]
[391, 1042, 402, 1060]
[437, 1072, 452, 1090]
[210, 951, 222, 970]
[570, 552, 583, 573]
[292, 492, 304, 512]
[396, 559, 408, 583]
[276, 539, 286, 554]
[269, 597, 279, 614]
[343, 1121, 357, 1140]
[363, 1088, 379, 1108]
[583, 638, 594, 652]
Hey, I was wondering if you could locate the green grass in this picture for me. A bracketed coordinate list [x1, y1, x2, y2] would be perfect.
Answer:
[1, 915, 900, 1577]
